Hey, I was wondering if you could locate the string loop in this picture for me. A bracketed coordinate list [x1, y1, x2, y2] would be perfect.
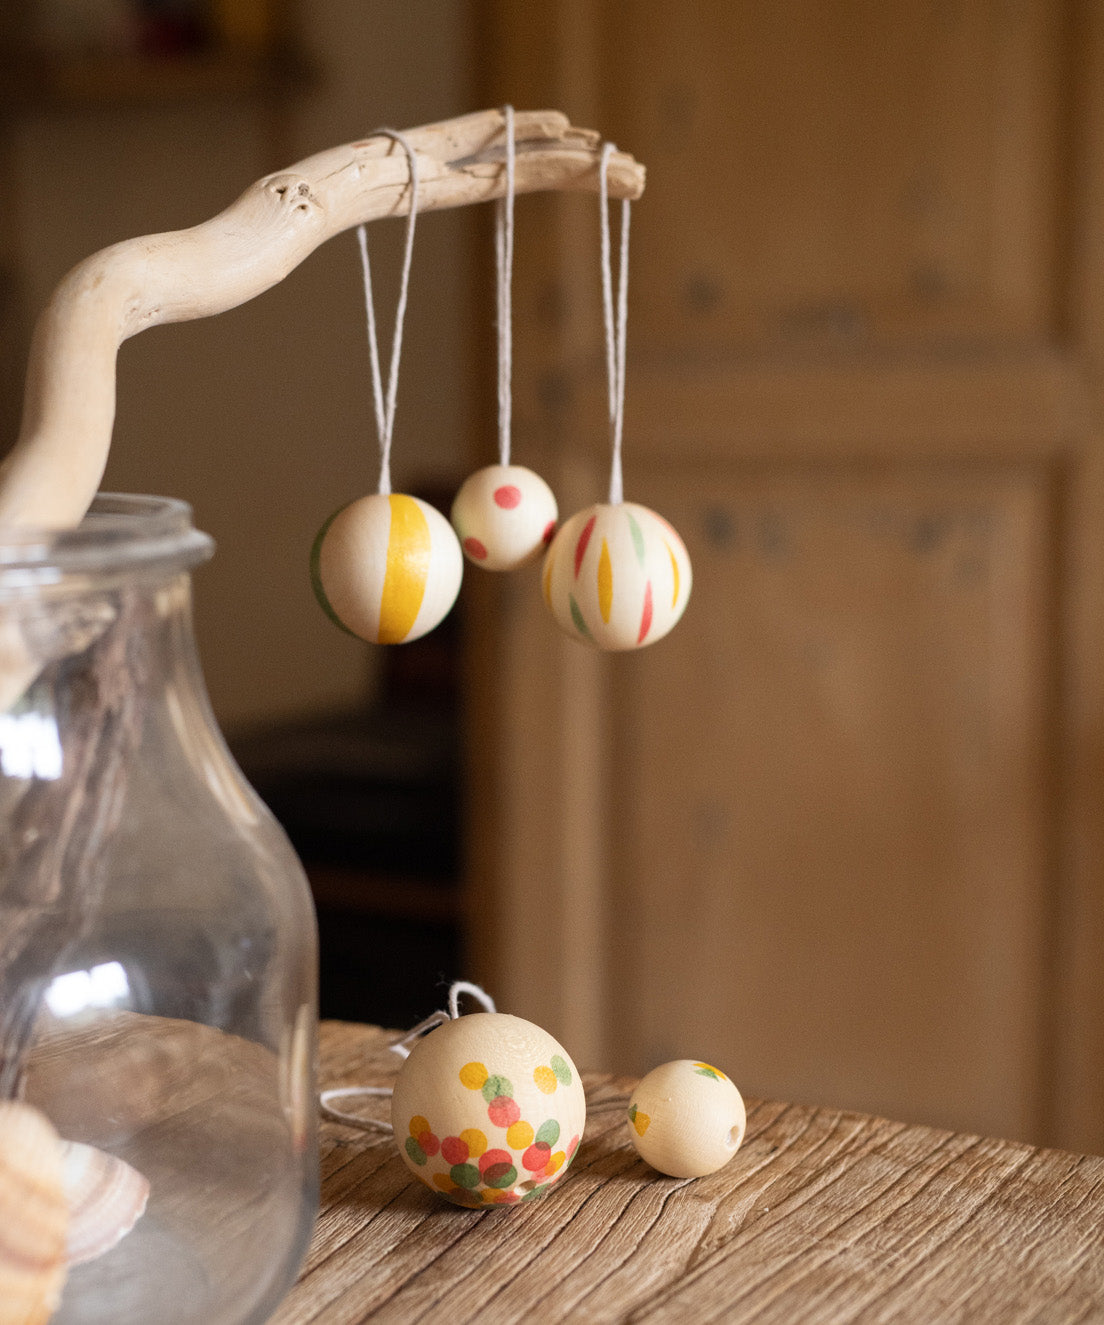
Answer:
[599, 143, 630, 506]
[317, 980, 497, 1133]
[496, 105, 516, 467]
[356, 128, 419, 497]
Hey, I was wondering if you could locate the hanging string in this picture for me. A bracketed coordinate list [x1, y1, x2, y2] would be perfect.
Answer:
[356, 128, 420, 497]
[317, 980, 497, 1133]
[599, 142, 631, 506]
[496, 105, 516, 467]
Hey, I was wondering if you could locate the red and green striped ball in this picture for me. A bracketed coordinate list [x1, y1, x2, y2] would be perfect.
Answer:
[542, 501, 692, 650]
[311, 493, 463, 644]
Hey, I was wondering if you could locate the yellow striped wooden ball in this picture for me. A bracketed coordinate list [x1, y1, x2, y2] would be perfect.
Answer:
[541, 502, 692, 650]
[311, 493, 462, 644]
[451, 464, 558, 571]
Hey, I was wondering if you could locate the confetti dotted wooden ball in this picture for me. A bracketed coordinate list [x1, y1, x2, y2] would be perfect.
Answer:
[311, 493, 462, 644]
[451, 464, 558, 570]
[391, 1012, 586, 1207]
[627, 1060, 746, 1178]
[542, 502, 692, 650]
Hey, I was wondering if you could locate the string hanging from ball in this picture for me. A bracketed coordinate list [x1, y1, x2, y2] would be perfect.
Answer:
[451, 105, 559, 572]
[310, 128, 462, 644]
[542, 143, 693, 651]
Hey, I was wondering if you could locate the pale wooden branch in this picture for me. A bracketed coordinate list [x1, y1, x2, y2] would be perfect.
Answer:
[0, 108, 645, 531]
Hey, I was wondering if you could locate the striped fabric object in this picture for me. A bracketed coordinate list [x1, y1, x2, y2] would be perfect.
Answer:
[542, 501, 692, 650]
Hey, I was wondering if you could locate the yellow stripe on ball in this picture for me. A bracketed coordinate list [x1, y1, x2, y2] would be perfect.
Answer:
[379, 494, 431, 644]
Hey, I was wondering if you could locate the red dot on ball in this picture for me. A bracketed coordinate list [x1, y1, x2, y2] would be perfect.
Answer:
[494, 485, 522, 509]
[479, 1148, 513, 1176]
[488, 1096, 520, 1128]
[441, 1136, 469, 1165]
[464, 537, 488, 560]
[522, 1142, 551, 1171]
[542, 520, 556, 545]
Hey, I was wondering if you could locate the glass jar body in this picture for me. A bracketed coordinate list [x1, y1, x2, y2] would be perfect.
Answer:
[0, 497, 318, 1324]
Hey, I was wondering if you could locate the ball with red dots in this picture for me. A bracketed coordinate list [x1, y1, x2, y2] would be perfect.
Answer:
[626, 1060, 746, 1178]
[542, 502, 692, 650]
[391, 1012, 586, 1207]
[311, 493, 463, 644]
[451, 465, 558, 571]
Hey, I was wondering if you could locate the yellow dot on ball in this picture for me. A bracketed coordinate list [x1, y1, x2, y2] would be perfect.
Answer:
[533, 1065, 557, 1094]
[459, 1061, 488, 1091]
[542, 502, 692, 650]
[626, 1060, 746, 1179]
[451, 464, 558, 571]
[507, 1120, 534, 1149]
[311, 492, 462, 644]
[459, 1128, 488, 1158]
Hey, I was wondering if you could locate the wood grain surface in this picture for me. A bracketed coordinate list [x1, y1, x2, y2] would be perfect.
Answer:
[275, 1021, 1104, 1323]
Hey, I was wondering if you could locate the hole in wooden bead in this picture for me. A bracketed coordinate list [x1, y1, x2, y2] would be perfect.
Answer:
[726, 1126, 742, 1149]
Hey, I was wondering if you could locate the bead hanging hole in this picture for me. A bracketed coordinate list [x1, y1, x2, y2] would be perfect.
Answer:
[727, 1126, 742, 1149]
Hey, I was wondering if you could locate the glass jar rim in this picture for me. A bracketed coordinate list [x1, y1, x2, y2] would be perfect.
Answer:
[0, 493, 214, 580]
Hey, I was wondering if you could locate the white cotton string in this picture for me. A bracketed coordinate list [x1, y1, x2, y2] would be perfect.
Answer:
[448, 980, 497, 1018]
[319, 1085, 394, 1132]
[599, 142, 630, 507]
[356, 128, 420, 498]
[318, 981, 498, 1134]
[495, 105, 516, 467]
[390, 1010, 452, 1060]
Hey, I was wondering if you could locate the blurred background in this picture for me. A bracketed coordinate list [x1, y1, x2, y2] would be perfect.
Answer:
[2, 0, 1103, 1156]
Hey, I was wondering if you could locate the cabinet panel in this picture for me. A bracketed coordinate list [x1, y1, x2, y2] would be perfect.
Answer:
[608, 462, 1053, 1139]
[598, 0, 1065, 353]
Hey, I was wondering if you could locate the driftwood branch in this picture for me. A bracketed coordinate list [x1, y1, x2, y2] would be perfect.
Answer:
[0, 108, 645, 532]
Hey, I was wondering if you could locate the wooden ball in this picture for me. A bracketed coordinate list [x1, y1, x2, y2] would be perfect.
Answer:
[391, 1012, 586, 1207]
[542, 502, 692, 650]
[311, 493, 462, 644]
[451, 464, 558, 571]
[627, 1060, 746, 1178]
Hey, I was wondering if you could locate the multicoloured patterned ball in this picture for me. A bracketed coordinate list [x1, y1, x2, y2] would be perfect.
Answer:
[627, 1060, 746, 1178]
[311, 493, 462, 644]
[391, 1013, 586, 1207]
[542, 501, 692, 650]
[450, 464, 558, 571]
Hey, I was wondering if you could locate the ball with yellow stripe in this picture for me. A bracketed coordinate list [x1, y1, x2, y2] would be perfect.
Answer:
[311, 493, 463, 644]
[542, 501, 692, 650]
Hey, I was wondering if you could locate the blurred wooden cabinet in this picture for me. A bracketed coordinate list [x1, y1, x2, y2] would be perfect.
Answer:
[469, 0, 1104, 1151]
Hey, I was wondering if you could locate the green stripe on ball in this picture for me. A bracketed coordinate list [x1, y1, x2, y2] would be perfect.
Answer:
[310, 507, 359, 637]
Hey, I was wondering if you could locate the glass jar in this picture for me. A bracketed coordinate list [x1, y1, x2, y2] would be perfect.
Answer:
[0, 495, 318, 1324]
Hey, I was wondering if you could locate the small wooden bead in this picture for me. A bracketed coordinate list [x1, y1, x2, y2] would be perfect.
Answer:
[311, 492, 462, 644]
[542, 501, 692, 650]
[451, 464, 558, 571]
[391, 1013, 586, 1207]
[627, 1060, 746, 1178]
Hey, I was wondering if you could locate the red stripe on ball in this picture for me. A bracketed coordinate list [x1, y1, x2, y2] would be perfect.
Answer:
[575, 515, 597, 578]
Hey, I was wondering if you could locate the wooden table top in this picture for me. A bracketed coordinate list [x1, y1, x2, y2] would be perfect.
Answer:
[274, 1021, 1104, 1323]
